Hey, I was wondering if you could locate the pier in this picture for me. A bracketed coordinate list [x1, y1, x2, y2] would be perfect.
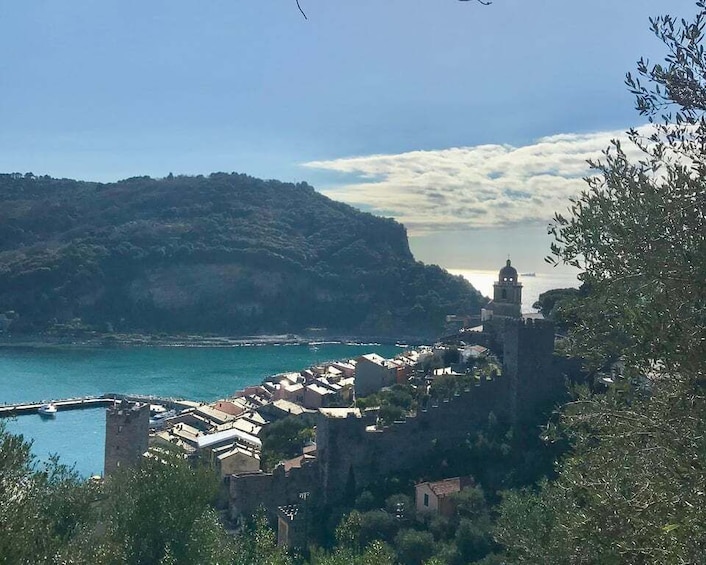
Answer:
[0, 393, 199, 417]
[0, 396, 112, 417]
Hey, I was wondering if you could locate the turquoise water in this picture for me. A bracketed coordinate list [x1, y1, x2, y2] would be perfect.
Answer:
[0, 343, 401, 477]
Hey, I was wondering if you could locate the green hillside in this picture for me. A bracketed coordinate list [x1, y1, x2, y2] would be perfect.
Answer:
[0, 172, 484, 337]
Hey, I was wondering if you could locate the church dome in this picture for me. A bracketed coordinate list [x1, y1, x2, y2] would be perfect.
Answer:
[499, 259, 518, 283]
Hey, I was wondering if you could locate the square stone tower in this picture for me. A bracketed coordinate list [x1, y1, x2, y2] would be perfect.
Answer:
[104, 400, 149, 476]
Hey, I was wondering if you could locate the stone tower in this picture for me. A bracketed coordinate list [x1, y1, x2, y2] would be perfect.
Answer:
[501, 317, 556, 423]
[104, 400, 149, 476]
[482, 259, 522, 320]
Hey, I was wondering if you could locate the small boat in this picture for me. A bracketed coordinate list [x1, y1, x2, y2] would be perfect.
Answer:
[150, 404, 168, 417]
[38, 403, 58, 417]
[149, 409, 177, 429]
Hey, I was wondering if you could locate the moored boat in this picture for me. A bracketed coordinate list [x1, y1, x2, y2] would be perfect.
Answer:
[149, 408, 176, 429]
[38, 403, 58, 417]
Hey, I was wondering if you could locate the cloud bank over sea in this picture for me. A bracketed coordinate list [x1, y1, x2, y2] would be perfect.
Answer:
[304, 128, 647, 234]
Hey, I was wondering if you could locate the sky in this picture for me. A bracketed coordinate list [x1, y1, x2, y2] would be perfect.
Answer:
[0, 0, 696, 273]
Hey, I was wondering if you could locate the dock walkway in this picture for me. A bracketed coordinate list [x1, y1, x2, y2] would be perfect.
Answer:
[0, 393, 198, 417]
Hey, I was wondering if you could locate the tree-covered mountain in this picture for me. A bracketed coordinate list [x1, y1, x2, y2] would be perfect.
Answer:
[0, 172, 483, 337]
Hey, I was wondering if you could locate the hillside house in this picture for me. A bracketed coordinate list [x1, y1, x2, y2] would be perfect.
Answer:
[415, 476, 473, 517]
[461, 344, 489, 362]
[355, 353, 398, 396]
[213, 400, 245, 417]
[303, 383, 335, 409]
[257, 399, 314, 422]
[278, 382, 305, 404]
[330, 361, 356, 378]
[214, 445, 260, 478]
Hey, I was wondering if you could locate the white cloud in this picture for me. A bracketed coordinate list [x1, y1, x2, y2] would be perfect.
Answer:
[303, 128, 649, 233]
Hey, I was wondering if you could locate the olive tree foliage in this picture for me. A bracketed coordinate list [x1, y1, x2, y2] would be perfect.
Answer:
[232, 509, 292, 565]
[0, 422, 96, 565]
[0, 424, 295, 565]
[548, 5, 706, 378]
[496, 378, 706, 564]
[495, 3, 706, 563]
[60, 447, 237, 565]
[309, 541, 396, 565]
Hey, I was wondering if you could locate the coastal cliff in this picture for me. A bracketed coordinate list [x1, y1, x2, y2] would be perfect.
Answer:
[0, 172, 484, 337]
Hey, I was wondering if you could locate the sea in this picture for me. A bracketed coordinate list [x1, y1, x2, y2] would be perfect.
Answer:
[1, 343, 402, 477]
[0, 269, 579, 477]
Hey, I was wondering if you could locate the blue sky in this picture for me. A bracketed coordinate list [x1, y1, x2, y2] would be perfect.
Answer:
[0, 0, 695, 271]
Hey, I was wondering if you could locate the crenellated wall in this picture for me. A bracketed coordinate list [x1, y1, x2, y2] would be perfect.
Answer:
[230, 316, 579, 516]
[316, 376, 509, 506]
[229, 458, 319, 520]
[229, 378, 509, 518]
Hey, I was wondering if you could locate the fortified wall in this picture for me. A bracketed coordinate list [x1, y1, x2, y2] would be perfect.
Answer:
[229, 378, 506, 519]
[316, 317, 575, 507]
[228, 456, 318, 520]
[316, 375, 508, 507]
[230, 313, 580, 518]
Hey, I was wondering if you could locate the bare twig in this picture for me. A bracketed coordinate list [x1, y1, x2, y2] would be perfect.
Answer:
[296, 0, 490, 20]
[296, 0, 308, 19]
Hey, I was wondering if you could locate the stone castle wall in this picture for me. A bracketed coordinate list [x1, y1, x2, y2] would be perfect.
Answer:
[230, 316, 579, 516]
[316, 376, 508, 506]
[229, 459, 319, 520]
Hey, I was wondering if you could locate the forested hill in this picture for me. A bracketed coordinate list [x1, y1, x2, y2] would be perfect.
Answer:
[0, 172, 484, 337]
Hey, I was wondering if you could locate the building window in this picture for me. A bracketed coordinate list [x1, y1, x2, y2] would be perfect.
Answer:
[501, 289, 507, 299]
[423, 493, 429, 507]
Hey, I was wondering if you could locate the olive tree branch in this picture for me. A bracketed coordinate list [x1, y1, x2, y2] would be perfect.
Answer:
[295, 0, 492, 20]
[296, 0, 307, 20]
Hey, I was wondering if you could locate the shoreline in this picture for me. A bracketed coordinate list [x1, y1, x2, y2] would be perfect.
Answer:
[0, 332, 429, 350]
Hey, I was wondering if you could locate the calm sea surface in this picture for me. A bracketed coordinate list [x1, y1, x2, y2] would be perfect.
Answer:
[1, 343, 401, 477]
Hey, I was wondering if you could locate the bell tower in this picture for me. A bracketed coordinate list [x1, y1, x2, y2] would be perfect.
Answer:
[482, 259, 522, 320]
[494, 259, 522, 308]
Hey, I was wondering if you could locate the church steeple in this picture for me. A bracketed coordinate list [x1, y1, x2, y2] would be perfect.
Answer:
[490, 258, 522, 318]
[499, 259, 518, 283]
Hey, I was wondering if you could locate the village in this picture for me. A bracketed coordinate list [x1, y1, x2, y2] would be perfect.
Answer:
[104, 260, 578, 549]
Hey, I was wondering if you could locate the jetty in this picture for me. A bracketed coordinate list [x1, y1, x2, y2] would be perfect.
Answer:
[0, 393, 199, 417]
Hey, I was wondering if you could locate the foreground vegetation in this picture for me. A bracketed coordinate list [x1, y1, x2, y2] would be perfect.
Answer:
[0, 411, 555, 565]
[493, 4, 706, 561]
[0, 428, 300, 565]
